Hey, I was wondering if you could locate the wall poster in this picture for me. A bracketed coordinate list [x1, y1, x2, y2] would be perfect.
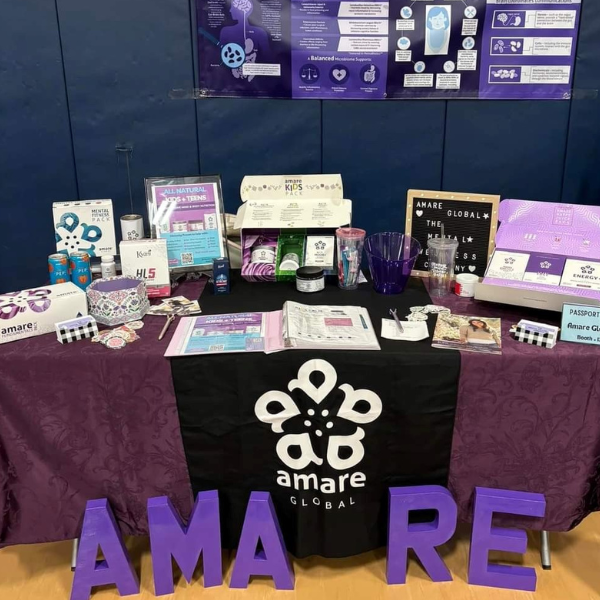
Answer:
[197, 0, 582, 100]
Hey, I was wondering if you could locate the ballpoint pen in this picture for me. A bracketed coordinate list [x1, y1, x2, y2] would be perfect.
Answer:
[158, 314, 176, 341]
[389, 309, 404, 334]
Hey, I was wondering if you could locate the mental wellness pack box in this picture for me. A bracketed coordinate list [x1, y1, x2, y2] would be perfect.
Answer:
[0, 282, 88, 344]
[53, 199, 117, 257]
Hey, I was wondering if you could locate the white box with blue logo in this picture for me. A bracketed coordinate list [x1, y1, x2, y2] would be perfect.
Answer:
[53, 199, 117, 258]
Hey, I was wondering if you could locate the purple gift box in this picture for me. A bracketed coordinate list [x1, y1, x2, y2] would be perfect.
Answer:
[476, 200, 600, 311]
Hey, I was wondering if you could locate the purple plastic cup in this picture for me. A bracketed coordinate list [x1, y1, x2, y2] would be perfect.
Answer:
[364, 233, 421, 294]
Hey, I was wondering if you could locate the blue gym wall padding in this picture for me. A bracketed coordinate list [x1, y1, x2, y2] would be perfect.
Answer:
[0, 1, 598, 291]
[0, 1, 78, 290]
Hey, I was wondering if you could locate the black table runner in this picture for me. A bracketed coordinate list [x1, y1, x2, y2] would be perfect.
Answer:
[171, 274, 460, 558]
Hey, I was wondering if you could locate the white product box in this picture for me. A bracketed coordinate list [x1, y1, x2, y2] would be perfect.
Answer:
[0, 282, 88, 344]
[53, 199, 117, 257]
[560, 259, 600, 291]
[120, 239, 171, 298]
[305, 235, 335, 268]
[485, 250, 529, 281]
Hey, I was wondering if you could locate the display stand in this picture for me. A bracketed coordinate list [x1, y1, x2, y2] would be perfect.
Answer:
[235, 174, 351, 283]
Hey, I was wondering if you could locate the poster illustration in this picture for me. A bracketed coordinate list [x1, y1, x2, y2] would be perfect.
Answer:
[197, 0, 581, 100]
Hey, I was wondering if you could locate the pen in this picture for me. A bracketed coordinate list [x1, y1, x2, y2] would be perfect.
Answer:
[159, 314, 176, 341]
[389, 309, 404, 334]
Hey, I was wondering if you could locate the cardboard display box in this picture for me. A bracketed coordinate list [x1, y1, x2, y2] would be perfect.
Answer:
[0, 282, 88, 344]
[475, 199, 600, 312]
[53, 199, 117, 258]
[120, 239, 171, 298]
[235, 174, 352, 282]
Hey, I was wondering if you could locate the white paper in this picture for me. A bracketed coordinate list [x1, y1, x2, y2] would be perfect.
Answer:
[283, 302, 380, 350]
[381, 319, 429, 341]
[235, 198, 352, 230]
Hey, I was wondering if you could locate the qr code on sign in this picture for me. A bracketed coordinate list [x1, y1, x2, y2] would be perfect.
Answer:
[181, 252, 194, 265]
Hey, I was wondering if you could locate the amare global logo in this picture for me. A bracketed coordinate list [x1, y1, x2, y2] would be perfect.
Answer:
[255, 359, 382, 510]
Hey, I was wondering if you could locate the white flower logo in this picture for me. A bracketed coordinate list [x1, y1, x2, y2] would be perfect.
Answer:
[540, 261, 552, 269]
[255, 359, 382, 471]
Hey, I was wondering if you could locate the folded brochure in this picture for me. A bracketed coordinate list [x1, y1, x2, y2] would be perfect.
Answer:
[165, 301, 380, 357]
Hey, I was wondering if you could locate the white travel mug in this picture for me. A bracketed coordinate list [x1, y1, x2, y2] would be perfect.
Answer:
[120, 214, 144, 241]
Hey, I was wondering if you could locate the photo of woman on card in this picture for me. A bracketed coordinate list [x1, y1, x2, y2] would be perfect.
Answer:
[432, 314, 502, 355]
[460, 319, 501, 347]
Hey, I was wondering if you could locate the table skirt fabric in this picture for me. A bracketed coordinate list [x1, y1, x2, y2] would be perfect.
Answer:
[445, 293, 600, 531]
[2, 281, 600, 546]
[0, 287, 199, 547]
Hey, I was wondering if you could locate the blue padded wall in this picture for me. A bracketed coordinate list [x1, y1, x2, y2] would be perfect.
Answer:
[0, 0, 78, 290]
[197, 99, 322, 210]
[323, 101, 446, 232]
[1, 1, 599, 292]
[562, 0, 600, 203]
[443, 101, 571, 201]
[56, 0, 199, 218]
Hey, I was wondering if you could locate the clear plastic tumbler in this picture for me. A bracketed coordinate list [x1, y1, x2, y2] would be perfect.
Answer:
[336, 228, 366, 290]
[427, 237, 459, 297]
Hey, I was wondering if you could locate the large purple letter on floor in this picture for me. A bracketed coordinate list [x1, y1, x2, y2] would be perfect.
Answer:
[469, 487, 546, 591]
[230, 491, 294, 590]
[148, 491, 222, 595]
[70, 499, 139, 600]
[387, 485, 457, 584]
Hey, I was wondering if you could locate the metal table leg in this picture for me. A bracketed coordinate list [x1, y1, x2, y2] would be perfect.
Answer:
[71, 538, 79, 572]
[540, 530, 551, 570]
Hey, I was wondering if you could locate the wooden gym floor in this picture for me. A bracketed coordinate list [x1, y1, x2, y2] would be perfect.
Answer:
[1, 516, 599, 600]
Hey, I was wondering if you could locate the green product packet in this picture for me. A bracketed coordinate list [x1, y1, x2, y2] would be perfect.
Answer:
[275, 232, 307, 281]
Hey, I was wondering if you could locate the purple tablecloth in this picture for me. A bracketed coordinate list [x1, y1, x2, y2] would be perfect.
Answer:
[443, 294, 600, 531]
[0, 283, 201, 546]
[1, 281, 600, 546]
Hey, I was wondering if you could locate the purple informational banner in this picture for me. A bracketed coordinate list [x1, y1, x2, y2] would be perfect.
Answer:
[197, 0, 581, 100]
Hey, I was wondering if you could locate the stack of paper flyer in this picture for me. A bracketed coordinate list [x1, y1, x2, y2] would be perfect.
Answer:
[164, 302, 380, 357]
[281, 302, 380, 351]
